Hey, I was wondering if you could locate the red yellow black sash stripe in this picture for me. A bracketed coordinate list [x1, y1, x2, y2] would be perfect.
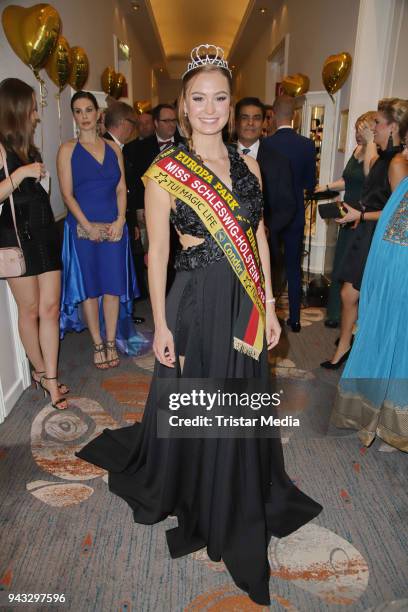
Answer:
[144, 146, 265, 360]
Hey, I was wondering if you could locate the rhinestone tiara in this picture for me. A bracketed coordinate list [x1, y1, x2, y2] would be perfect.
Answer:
[182, 44, 232, 78]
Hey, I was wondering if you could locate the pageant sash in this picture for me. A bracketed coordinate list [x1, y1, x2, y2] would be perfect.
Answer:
[144, 146, 265, 359]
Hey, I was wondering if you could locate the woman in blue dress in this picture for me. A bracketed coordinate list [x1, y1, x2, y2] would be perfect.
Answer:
[332, 115, 408, 451]
[57, 91, 139, 368]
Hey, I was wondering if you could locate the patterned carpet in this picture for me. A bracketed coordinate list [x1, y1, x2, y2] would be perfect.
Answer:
[0, 299, 407, 612]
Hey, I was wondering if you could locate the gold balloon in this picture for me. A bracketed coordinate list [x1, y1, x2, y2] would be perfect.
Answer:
[45, 35, 71, 90]
[112, 72, 126, 99]
[101, 67, 116, 96]
[281, 73, 310, 97]
[134, 100, 152, 114]
[68, 46, 89, 91]
[2, 3, 61, 71]
[322, 52, 352, 96]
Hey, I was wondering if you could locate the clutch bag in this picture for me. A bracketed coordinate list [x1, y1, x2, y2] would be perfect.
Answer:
[77, 222, 122, 242]
[318, 202, 347, 220]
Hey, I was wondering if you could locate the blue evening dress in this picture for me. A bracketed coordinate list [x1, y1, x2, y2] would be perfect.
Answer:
[60, 140, 150, 356]
[332, 176, 408, 451]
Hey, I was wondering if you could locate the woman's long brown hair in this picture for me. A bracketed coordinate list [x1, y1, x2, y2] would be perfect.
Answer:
[0, 78, 40, 163]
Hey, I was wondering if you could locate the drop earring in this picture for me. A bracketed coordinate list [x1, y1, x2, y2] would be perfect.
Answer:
[387, 131, 394, 150]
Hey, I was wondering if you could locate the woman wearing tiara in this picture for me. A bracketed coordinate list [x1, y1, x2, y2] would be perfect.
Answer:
[77, 45, 322, 605]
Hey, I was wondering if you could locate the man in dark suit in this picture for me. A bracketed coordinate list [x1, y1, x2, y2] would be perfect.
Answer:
[263, 95, 316, 332]
[103, 102, 146, 320]
[235, 97, 296, 294]
[124, 104, 184, 291]
[124, 103, 183, 212]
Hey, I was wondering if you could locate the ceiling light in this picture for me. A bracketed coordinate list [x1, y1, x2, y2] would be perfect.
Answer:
[131, 2, 139, 11]
[260, 7, 267, 14]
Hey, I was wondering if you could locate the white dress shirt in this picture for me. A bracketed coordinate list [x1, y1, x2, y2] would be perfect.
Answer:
[156, 134, 175, 150]
[237, 139, 260, 159]
[276, 125, 293, 131]
[106, 131, 123, 150]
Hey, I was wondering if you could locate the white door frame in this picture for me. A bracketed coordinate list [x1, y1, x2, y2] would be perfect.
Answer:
[0, 285, 30, 423]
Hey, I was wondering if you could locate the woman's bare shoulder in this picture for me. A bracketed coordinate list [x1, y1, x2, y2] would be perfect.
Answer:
[239, 151, 262, 181]
[59, 139, 77, 153]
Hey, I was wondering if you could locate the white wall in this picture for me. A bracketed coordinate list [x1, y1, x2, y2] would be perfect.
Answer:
[236, 0, 360, 100]
[0, 0, 151, 220]
[390, 0, 408, 98]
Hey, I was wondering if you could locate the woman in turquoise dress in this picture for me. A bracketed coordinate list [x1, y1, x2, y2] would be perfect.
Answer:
[332, 116, 408, 451]
[57, 91, 147, 368]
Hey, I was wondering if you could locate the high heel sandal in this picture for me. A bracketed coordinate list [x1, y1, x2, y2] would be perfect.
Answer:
[31, 370, 70, 395]
[93, 343, 109, 369]
[39, 376, 68, 411]
[106, 341, 120, 368]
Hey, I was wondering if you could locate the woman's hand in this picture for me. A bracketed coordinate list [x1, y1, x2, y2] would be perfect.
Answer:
[358, 120, 375, 145]
[108, 217, 125, 241]
[83, 223, 103, 241]
[314, 184, 327, 193]
[153, 325, 176, 368]
[336, 202, 360, 228]
[265, 304, 281, 350]
[15, 162, 46, 183]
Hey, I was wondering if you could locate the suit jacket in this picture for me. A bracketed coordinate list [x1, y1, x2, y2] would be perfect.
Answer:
[256, 139, 296, 237]
[103, 131, 138, 229]
[263, 128, 316, 227]
[124, 132, 184, 211]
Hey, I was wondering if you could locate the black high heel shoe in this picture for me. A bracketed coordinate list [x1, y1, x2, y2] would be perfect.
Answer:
[32, 370, 70, 395]
[320, 348, 351, 370]
[40, 376, 69, 410]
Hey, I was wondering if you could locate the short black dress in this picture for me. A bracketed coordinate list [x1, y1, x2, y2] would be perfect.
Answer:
[337, 146, 401, 290]
[76, 145, 322, 605]
[0, 149, 61, 277]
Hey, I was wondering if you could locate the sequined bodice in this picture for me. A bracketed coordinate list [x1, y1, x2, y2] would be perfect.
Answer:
[170, 144, 263, 270]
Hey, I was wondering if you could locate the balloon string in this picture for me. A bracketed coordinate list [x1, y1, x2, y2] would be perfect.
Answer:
[31, 67, 48, 153]
[56, 92, 62, 145]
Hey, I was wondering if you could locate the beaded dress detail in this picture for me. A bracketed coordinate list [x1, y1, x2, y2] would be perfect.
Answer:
[170, 144, 263, 270]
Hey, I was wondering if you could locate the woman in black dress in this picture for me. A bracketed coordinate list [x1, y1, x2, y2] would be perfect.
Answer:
[322, 98, 408, 368]
[77, 48, 322, 605]
[0, 78, 67, 410]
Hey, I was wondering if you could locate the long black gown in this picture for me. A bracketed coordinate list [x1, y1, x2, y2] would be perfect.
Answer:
[76, 145, 322, 605]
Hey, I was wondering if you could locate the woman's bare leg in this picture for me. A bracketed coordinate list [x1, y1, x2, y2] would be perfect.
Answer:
[103, 294, 120, 366]
[82, 297, 107, 368]
[330, 282, 359, 363]
[37, 271, 61, 377]
[37, 270, 67, 407]
[7, 276, 43, 371]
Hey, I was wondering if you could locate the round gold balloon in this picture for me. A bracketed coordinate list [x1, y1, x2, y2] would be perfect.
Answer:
[134, 100, 152, 114]
[2, 3, 61, 71]
[112, 72, 126, 99]
[322, 52, 352, 96]
[45, 35, 71, 90]
[281, 73, 310, 97]
[101, 67, 116, 96]
[68, 46, 89, 91]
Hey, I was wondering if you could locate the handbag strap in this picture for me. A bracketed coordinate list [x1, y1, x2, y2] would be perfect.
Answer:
[0, 143, 23, 250]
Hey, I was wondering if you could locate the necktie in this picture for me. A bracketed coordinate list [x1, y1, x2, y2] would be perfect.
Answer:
[242, 148, 251, 155]
[159, 140, 172, 149]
